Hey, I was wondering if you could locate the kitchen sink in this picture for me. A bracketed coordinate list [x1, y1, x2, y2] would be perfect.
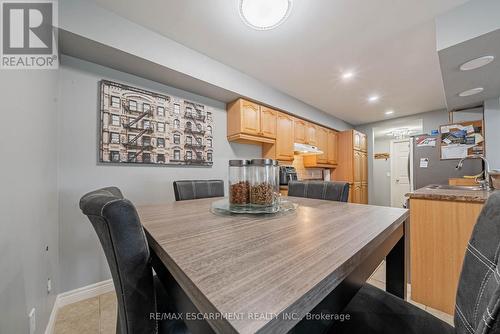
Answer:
[425, 184, 486, 191]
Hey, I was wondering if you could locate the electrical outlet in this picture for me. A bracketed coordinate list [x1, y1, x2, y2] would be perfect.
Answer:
[47, 278, 52, 294]
[28, 308, 36, 334]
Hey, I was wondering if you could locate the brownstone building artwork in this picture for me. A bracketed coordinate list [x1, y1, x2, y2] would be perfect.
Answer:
[99, 80, 214, 166]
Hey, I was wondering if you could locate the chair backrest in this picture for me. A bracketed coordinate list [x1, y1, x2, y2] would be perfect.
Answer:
[173, 180, 224, 201]
[455, 191, 500, 334]
[287, 181, 350, 202]
[79, 187, 157, 334]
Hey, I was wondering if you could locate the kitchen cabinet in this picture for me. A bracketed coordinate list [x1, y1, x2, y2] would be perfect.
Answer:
[352, 182, 362, 204]
[260, 106, 277, 139]
[327, 130, 338, 165]
[294, 118, 306, 144]
[331, 129, 368, 204]
[227, 98, 277, 144]
[361, 152, 368, 183]
[316, 127, 329, 164]
[306, 123, 317, 146]
[409, 197, 483, 314]
[303, 127, 338, 168]
[361, 183, 368, 204]
[262, 113, 294, 162]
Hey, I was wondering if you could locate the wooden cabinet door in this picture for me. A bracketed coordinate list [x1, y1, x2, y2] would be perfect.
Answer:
[306, 123, 317, 145]
[276, 113, 294, 161]
[240, 100, 261, 135]
[316, 127, 329, 164]
[361, 184, 368, 204]
[294, 118, 306, 144]
[351, 182, 362, 203]
[260, 106, 277, 139]
[360, 133, 367, 152]
[353, 150, 362, 183]
[361, 152, 368, 183]
[327, 130, 338, 165]
[353, 130, 362, 151]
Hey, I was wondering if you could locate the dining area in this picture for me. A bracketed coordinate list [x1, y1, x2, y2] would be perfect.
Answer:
[78, 156, 414, 334]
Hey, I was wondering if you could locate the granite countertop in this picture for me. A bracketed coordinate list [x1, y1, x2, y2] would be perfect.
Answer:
[406, 184, 496, 203]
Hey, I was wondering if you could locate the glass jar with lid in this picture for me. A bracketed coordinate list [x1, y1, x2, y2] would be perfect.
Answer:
[228, 160, 250, 208]
[250, 159, 279, 208]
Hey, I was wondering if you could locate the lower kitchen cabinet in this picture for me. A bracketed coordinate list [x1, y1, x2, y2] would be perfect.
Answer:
[409, 198, 483, 314]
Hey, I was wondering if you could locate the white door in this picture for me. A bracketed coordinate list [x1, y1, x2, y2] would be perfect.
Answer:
[390, 139, 410, 208]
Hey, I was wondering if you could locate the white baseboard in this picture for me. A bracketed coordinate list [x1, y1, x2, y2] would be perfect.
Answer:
[45, 279, 114, 334]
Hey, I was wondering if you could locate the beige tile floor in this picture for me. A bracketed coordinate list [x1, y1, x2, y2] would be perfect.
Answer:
[54, 261, 453, 333]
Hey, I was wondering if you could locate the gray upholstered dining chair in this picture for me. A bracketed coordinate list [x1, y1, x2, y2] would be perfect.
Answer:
[287, 180, 350, 202]
[80, 187, 213, 334]
[327, 191, 500, 334]
[173, 180, 224, 201]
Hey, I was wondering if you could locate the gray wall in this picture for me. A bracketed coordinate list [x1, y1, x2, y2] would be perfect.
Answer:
[0, 71, 59, 333]
[356, 109, 449, 204]
[484, 97, 500, 169]
[372, 138, 392, 207]
[58, 55, 262, 292]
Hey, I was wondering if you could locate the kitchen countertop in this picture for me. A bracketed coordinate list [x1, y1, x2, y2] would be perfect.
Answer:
[406, 185, 496, 203]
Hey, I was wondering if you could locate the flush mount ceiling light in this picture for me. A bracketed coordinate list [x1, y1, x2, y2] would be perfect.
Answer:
[342, 71, 355, 80]
[368, 95, 380, 103]
[460, 56, 494, 71]
[239, 0, 293, 30]
[458, 87, 484, 97]
[385, 110, 394, 115]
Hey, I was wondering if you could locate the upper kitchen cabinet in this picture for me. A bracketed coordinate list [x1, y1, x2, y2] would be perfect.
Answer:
[227, 98, 277, 144]
[263, 112, 294, 161]
[305, 123, 317, 146]
[353, 130, 367, 152]
[260, 106, 278, 139]
[303, 127, 338, 168]
[316, 127, 329, 164]
[327, 130, 338, 165]
[294, 118, 306, 144]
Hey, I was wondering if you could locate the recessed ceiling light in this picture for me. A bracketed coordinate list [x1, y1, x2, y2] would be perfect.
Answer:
[458, 87, 484, 97]
[342, 71, 355, 80]
[239, 0, 293, 30]
[368, 95, 380, 103]
[385, 110, 394, 115]
[460, 56, 494, 71]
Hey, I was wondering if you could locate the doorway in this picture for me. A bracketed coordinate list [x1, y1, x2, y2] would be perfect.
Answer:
[390, 139, 410, 208]
[372, 118, 423, 207]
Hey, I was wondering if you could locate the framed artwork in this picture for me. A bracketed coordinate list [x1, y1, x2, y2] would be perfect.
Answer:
[99, 80, 214, 166]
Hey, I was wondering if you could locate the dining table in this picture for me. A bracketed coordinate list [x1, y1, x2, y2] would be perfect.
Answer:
[138, 197, 409, 334]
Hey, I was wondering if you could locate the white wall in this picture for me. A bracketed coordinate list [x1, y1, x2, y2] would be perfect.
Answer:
[58, 55, 262, 292]
[484, 97, 500, 169]
[0, 71, 59, 333]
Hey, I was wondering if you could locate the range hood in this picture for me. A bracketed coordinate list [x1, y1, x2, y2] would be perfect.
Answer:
[293, 143, 323, 156]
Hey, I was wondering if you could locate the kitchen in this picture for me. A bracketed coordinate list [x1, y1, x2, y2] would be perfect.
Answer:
[2, 0, 500, 334]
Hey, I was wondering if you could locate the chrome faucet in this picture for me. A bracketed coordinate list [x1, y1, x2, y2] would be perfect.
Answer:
[456, 155, 492, 190]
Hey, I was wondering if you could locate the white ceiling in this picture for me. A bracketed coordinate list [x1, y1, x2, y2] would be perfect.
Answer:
[90, 0, 470, 125]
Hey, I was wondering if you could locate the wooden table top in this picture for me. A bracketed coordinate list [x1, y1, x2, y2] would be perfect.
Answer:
[138, 197, 408, 334]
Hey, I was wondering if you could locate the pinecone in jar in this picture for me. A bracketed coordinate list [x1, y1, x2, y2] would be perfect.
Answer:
[250, 182, 275, 205]
[230, 181, 250, 204]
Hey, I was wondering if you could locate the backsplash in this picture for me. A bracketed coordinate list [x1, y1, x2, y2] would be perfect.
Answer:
[291, 155, 325, 180]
